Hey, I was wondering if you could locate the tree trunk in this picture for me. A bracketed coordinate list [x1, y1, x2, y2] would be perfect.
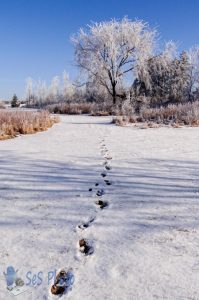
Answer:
[112, 82, 117, 105]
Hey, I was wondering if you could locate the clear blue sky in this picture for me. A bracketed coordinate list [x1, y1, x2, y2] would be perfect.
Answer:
[0, 0, 198, 99]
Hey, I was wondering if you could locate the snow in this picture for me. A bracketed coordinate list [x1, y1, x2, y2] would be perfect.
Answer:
[0, 115, 199, 299]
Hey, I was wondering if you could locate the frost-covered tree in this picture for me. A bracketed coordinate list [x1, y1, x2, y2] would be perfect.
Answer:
[132, 42, 176, 107]
[169, 51, 191, 102]
[48, 76, 60, 102]
[84, 75, 110, 102]
[62, 71, 75, 101]
[72, 17, 156, 105]
[36, 79, 47, 105]
[188, 46, 199, 101]
[25, 73, 76, 105]
[133, 43, 193, 106]
[25, 77, 34, 105]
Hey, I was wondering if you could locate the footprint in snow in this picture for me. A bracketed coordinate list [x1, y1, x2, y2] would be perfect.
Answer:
[101, 171, 107, 178]
[101, 147, 108, 151]
[106, 157, 112, 161]
[77, 217, 96, 231]
[79, 239, 94, 256]
[101, 150, 108, 155]
[95, 200, 109, 209]
[100, 144, 107, 149]
[51, 268, 74, 296]
[100, 144, 107, 148]
[96, 189, 104, 197]
[105, 164, 112, 171]
[104, 179, 112, 186]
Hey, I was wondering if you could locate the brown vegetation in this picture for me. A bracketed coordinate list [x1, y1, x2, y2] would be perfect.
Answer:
[140, 102, 199, 126]
[0, 110, 59, 140]
[112, 102, 199, 127]
[0, 102, 5, 109]
[46, 102, 93, 115]
[46, 102, 115, 116]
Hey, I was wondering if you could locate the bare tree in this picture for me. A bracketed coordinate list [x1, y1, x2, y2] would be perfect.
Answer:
[72, 17, 156, 105]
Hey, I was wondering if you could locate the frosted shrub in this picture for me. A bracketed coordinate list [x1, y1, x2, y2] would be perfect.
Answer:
[112, 101, 199, 126]
[139, 102, 199, 125]
[121, 99, 134, 116]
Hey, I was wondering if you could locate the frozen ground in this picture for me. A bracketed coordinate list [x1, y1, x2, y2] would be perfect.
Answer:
[0, 115, 199, 300]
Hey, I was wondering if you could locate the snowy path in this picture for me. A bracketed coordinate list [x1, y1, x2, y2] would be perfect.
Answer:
[0, 115, 199, 299]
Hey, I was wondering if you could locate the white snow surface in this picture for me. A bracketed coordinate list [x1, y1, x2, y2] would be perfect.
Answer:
[0, 115, 199, 300]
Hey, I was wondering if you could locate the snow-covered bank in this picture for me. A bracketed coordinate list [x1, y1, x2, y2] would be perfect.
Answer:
[0, 115, 199, 299]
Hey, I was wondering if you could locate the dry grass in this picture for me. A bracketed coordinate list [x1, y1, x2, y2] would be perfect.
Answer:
[140, 102, 199, 126]
[90, 103, 113, 116]
[0, 102, 5, 109]
[91, 110, 111, 116]
[0, 110, 59, 140]
[46, 102, 116, 116]
[46, 102, 94, 115]
[113, 101, 199, 127]
[112, 115, 137, 126]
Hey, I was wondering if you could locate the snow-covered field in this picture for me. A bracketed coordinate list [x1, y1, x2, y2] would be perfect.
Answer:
[0, 115, 199, 300]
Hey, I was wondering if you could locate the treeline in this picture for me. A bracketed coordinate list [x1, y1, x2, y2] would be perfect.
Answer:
[24, 18, 199, 122]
